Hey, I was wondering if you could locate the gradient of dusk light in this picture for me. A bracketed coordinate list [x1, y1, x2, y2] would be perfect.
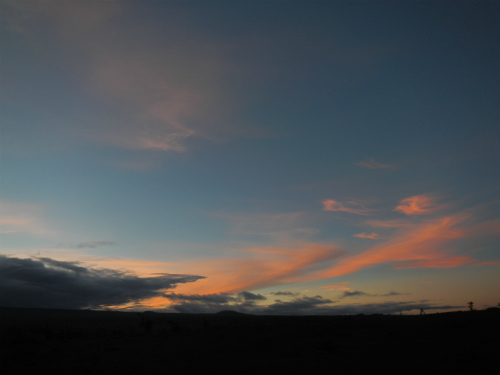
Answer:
[1, 0, 499, 314]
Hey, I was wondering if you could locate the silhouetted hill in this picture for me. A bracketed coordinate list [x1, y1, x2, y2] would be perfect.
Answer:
[1, 307, 498, 373]
[215, 309, 249, 316]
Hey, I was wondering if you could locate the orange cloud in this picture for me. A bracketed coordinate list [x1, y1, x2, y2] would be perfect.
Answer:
[172, 242, 344, 296]
[318, 214, 477, 279]
[354, 232, 380, 239]
[322, 199, 372, 215]
[394, 194, 444, 215]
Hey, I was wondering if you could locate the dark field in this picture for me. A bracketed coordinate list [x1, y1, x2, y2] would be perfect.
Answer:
[1, 307, 499, 373]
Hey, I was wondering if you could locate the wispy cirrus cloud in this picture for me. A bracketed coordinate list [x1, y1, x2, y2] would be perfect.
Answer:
[102, 201, 498, 305]
[0, 201, 50, 235]
[354, 232, 380, 239]
[2, 1, 241, 157]
[354, 157, 395, 169]
[56, 241, 116, 249]
[171, 242, 344, 296]
[394, 194, 446, 215]
[322, 199, 372, 215]
[217, 211, 318, 242]
[318, 213, 494, 279]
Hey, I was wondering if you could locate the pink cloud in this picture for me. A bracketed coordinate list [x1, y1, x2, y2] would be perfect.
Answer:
[354, 232, 380, 239]
[354, 157, 395, 169]
[317, 213, 491, 279]
[5, 1, 239, 155]
[322, 199, 372, 215]
[394, 194, 445, 215]
[172, 242, 344, 296]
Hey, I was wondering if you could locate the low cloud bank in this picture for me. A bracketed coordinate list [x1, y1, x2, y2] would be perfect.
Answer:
[163, 292, 458, 315]
[0, 255, 204, 309]
[0, 255, 461, 315]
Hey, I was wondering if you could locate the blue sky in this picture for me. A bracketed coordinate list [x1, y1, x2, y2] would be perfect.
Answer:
[1, 0, 499, 313]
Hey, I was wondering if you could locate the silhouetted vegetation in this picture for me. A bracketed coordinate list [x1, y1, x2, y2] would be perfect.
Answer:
[1, 307, 498, 374]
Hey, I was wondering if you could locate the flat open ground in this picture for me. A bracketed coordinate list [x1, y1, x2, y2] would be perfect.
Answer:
[1, 307, 498, 373]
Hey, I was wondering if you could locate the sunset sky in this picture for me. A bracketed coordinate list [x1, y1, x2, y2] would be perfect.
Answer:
[1, 0, 499, 314]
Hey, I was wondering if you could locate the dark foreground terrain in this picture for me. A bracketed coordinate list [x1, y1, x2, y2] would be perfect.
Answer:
[1, 307, 499, 374]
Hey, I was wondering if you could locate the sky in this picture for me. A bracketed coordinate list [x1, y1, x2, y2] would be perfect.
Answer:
[1, 0, 499, 315]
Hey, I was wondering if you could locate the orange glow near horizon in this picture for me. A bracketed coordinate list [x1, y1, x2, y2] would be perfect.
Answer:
[71, 209, 499, 310]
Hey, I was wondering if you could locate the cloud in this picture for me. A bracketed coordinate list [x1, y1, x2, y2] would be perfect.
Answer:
[271, 291, 300, 296]
[1, 1, 249, 156]
[354, 232, 380, 239]
[164, 292, 237, 304]
[0, 201, 50, 235]
[217, 211, 318, 243]
[163, 290, 267, 313]
[165, 292, 460, 315]
[318, 214, 478, 279]
[172, 242, 344, 296]
[339, 290, 369, 298]
[262, 295, 333, 315]
[381, 291, 404, 297]
[322, 199, 372, 215]
[394, 194, 445, 216]
[76, 241, 116, 249]
[354, 157, 395, 169]
[56, 241, 117, 249]
[238, 291, 267, 301]
[0, 255, 204, 309]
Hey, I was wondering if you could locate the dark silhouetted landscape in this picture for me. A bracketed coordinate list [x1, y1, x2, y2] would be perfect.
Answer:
[1, 307, 498, 373]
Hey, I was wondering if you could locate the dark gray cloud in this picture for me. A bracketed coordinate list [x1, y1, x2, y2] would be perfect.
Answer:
[0, 255, 204, 309]
[164, 291, 267, 313]
[339, 290, 406, 299]
[164, 292, 237, 304]
[238, 291, 266, 301]
[165, 295, 461, 316]
[339, 290, 369, 298]
[263, 295, 333, 315]
[271, 291, 299, 296]
[381, 291, 404, 297]
[0, 255, 460, 315]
